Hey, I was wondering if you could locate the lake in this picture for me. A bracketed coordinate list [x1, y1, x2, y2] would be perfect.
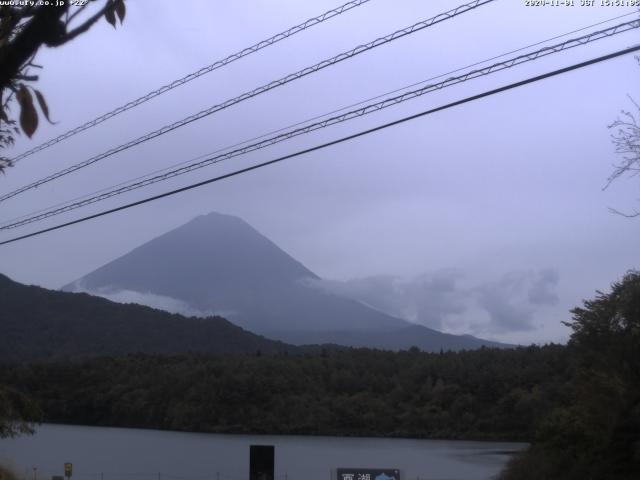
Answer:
[0, 424, 526, 480]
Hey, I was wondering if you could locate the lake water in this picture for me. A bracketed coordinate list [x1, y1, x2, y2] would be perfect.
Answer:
[0, 424, 525, 480]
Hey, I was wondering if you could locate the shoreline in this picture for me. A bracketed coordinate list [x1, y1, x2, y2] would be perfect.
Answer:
[22, 422, 530, 446]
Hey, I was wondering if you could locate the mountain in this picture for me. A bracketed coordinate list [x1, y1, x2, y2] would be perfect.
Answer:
[63, 212, 507, 351]
[0, 273, 298, 363]
[63, 212, 408, 333]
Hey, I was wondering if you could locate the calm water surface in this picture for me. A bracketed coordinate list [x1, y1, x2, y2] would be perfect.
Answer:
[0, 424, 526, 480]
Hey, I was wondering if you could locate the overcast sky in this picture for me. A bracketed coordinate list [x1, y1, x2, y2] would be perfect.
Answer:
[1, 0, 638, 344]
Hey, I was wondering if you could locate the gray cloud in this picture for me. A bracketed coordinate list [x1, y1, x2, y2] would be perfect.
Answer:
[528, 268, 560, 306]
[474, 277, 534, 333]
[84, 269, 559, 336]
[309, 268, 560, 335]
[472, 269, 560, 333]
[68, 283, 236, 319]
[306, 270, 467, 330]
[404, 270, 468, 330]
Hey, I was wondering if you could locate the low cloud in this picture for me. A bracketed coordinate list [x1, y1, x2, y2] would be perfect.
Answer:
[474, 269, 559, 333]
[308, 268, 560, 335]
[67, 283, 235, 319]
[306, 270, 467, 330]
[528, 268, 560, 306]
[67, 269, 559, 336]
[306, 270, 466, 330]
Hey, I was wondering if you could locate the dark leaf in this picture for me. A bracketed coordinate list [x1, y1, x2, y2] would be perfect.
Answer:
[115, 0, 125, 23]
[104, 5, 116, 28]
[34, 90, 55, 124]
[16, 84, 38, 138]
[0, 158, 13, 174]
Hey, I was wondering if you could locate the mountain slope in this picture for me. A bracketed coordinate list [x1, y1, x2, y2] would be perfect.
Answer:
[63, 212, 508, 351]
[64, 212, 409, 335]
[0, 274, 297, 363]
[65, 212, 318, 308]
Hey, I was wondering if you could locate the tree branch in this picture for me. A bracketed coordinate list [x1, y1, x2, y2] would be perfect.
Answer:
[608, 206, 640, 218]
[0, 5, 68, 90]
[51, 0, 115, 46]
[14, 74, 38, 81]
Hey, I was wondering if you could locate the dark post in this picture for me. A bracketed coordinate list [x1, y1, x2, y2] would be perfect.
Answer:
[249, 445, 274, 480]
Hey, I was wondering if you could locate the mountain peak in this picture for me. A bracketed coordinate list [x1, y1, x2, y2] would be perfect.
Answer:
[64, 212, 409, 335]
[64, 212, 318, 304]
[62, 213, 505, 351]
[190, 211, 251, 228]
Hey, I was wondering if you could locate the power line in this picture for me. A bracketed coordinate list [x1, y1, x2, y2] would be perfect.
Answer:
[2, 19, 638, 231]
[8, 0, 373, 164]
[1, 44, 637, 247]
[0, 0, 496, 204]
[3, 10, 634, 230]
[3, 18, 637, 229]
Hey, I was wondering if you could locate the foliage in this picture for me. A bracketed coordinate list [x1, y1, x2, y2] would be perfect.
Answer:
[0, 344, 570, 441]
[500, 271, 640, 480]
[0, 0, 126, 173]
[0, 384, 41, 438]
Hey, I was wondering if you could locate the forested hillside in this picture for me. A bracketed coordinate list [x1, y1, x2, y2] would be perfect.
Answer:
[1, 345, 569, 440]
[0, 274, 297, 362]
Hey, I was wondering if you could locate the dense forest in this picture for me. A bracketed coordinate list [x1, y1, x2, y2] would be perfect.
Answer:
[0, 344, 569, 440]
[1, 272, 638, 479]
[0, 273, 301, 362]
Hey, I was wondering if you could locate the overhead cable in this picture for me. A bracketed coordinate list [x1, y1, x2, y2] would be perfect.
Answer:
[5, 8, 631, 230]
[1, 44, 638, 246]
[1, 19, 638, 231]
[0, 0, 496, 204]
[8, 0, 374, 164]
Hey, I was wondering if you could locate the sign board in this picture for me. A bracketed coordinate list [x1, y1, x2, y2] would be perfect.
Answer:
[64, 464, 72, 478]
[337, 469, 400, 480]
